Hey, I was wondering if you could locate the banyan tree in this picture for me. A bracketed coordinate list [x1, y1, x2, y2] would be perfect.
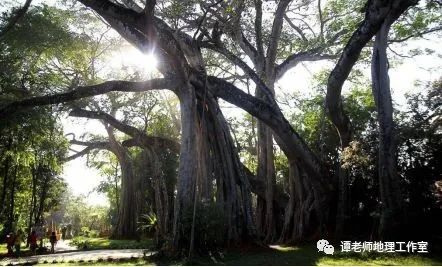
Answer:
[0, 0, 431, 253]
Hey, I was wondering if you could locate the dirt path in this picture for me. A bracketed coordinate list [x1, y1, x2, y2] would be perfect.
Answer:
[0, 247, 155, 266]
[52, 239, 77, 252]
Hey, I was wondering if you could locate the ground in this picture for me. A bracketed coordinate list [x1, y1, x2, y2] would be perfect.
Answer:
[70, 237, 153, 250]
[1, 238, 441, 266]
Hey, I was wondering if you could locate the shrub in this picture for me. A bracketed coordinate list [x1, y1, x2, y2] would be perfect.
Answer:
[181, 202, 226, 251]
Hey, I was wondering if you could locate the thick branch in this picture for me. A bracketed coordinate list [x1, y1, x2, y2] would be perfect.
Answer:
[275, 49, 337, 79]
[266, 0, 292, 74]
[0, 79, 173, 118]
[205, 76, 329, 188]
[201, 42, 275, 104]
[65, 140, 111, 161]
[254, 0, 265, 59]
[326, 0, 418, 146]
[69, 108, 180, 153]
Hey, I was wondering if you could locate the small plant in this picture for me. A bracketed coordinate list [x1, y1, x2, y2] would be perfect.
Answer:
[137, 212, 158, 235]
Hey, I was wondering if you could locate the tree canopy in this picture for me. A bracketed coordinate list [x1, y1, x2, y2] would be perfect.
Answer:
[0, 0, 441, 258]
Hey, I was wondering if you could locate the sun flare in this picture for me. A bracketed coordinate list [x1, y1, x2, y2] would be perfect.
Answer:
[112, 46, 158, 75]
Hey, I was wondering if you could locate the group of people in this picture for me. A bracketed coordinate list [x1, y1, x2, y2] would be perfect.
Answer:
[5, 229, 58, 257]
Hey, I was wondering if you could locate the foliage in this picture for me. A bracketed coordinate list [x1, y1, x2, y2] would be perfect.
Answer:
[180, 202, 226, 252]
[55, 194, 110, 237]
[137, 212, 158, 235]
[70, 237, 153, 250]
[395, 78, 442, 239]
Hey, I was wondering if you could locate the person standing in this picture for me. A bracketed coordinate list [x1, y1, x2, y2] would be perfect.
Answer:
[29, 230, 38, 255]
[6, 232, 15, 256]
[14, 230, 23, 257]
[49, 231, 57, 253]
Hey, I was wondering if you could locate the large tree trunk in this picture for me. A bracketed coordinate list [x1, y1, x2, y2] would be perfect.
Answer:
[279, 160, 317, 243]
[35, 166, 50, 226]
[105, 125, 139, 239]
[256, 122, 277, 242]
[172, 85, 199, 252]
[6, 164, 18, 232]
[0, 157, 11, 219]
[0, 136, 13, 219]
[255, 72, 277, 243]
[200, 93, 256, 243]
[335, 163, 350, 238]
[371, 21, 403, 239]
[147, 148, 170, 244]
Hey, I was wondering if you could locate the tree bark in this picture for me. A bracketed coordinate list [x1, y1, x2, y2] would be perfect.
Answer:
[104, 124, 139, 239]
[200, 93, 256, 242]
[6, 164, 18, 232]
[255, 77, 277, 243]
[0, 136, 13, 219]
[172, 86, 199, 251]
[371, 21, 403, 238]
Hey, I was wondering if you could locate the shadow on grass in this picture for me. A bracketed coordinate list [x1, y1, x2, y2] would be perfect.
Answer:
[146, 243, 442, 266]
[146, 244, 323, 266]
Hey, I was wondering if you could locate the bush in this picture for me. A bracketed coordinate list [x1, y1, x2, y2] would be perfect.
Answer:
[79, 227, 99, 238]
[181, 202, 226, 251]
[71, 237, 90, 250]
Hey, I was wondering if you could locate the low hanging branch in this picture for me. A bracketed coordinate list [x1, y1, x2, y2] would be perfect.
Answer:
[68, 107, 291, 210]
[64, 140, 112, 162]
[206, 75, 329, 188]
[69, 108, 180, 153]
[0, 78, 173, 118]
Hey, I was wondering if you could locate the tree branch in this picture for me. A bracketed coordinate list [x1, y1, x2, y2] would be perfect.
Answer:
[266, 0, 292, 72]
[201, 42, 276, 104]
[0, 0, 33, 40]
[275, 49, 338, 79]
[283, 14, 308, 43]
[388, 25, 442, 43]
[69, 108, 180, 153]
[65, 140, 111, 161]
[0, 78, 173, 118]
[254, 0, 265, 59]
[326, 0, 418, 147]
[205, 76, 329, 187]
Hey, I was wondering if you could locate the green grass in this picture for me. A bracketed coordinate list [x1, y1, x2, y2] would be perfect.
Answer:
[217, 245, 442, 266]
[0, 244, 6, 254]
[28, 242, 442, 265]
[70, 237, 153, 250]
[0, 242, 30, 256]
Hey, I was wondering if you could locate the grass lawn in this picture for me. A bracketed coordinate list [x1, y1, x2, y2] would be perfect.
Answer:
[36, 243, 442, 266]
[210, 245, 442, 266]
[70, 237, 153, 250]
[0, 243, 30, 257]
